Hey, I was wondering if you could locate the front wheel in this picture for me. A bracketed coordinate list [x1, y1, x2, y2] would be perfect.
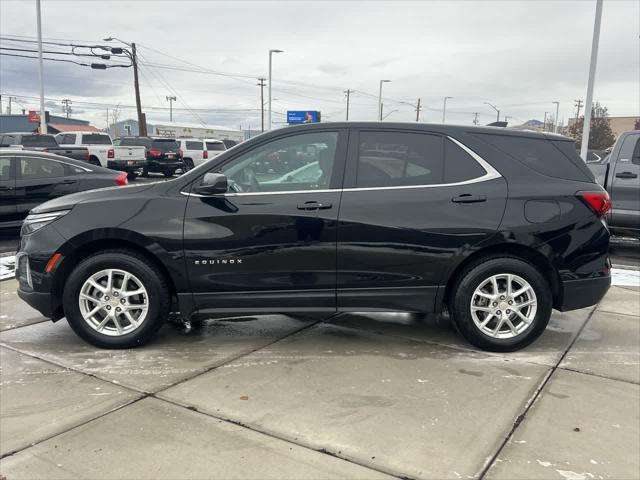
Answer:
[62, 250, 170, 348]
[450, 257, 552, 352]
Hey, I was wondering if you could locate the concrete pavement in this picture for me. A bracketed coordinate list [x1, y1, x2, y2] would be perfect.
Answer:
[0, 278, 638, 479]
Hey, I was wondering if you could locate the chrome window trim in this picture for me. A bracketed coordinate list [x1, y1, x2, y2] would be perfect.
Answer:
[181, 135, 501, 198]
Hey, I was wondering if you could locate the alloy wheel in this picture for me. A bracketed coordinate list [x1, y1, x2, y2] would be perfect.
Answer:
[78, 268, 149, 336]
[470, 273, 537, 339]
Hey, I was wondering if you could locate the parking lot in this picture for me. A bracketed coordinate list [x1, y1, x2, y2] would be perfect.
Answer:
[0, 267, 638, 479]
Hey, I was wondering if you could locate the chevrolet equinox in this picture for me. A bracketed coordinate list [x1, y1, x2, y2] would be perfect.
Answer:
[16, 123, 611, 351]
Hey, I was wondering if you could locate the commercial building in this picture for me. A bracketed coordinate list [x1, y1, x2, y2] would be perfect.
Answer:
[0, 113, 100, 134]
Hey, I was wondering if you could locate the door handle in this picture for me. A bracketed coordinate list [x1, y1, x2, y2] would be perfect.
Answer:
[615, 172, 638, 179]
[297, 201, 332, 210]
[452, 194, 487, 203]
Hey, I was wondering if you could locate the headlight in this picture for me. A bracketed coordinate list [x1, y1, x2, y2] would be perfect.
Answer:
[21, 210, 70, 235]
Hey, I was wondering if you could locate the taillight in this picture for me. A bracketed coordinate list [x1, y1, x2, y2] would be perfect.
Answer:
[42, 148, 48, 153]
[148, 149, 161, 157]
[115, 172, 128, 186]
[177, 148, 183, 158]
[577, 191, 611, 217]
[203, 150, 208, 159]
[107, 148, 115, 159]
[85, 149, 90, 161]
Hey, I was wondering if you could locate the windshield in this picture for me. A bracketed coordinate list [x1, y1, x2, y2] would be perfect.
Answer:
[82, 134, 112, 145]
[206, 141, 226, 151]
[21, 135, 58, 147]
[152, 139, 179, 152]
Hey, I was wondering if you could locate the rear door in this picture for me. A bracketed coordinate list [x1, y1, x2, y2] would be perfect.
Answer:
[15, 155, 79, 216]
[337, 128, 507, 312]
[0, 156, 19, 227]
[610, 133, 640, 232]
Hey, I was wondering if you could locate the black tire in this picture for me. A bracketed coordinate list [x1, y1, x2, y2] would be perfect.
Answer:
[88, 156, 101, 167]
[184, 158, 195, 171]
[62, 250, 170, 348]
[449, 256, 552, 352]
[127, 171, 137, 181]
[163, 169, 175, 178]
[140, 168, 149, 177]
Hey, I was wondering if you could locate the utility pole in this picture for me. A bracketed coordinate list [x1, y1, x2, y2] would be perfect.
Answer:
[8, 96, 12, 114]
[131, 43, 146, 136]
[574, 99, 583, 122]
[581, 0, 603, 161]
[552, 101, 560, 133]
[543, 112, 549, 131]
[472, 112, 479, 126]
[257, 77, 266, 132]
[504, 116, 511, 125]
[166, 95, 176, 122]
[415, 98, 421, 122]
[61, 98, 72, 119]
[106, 107, 109, 135]
[36, 0, 47, 134]
[344, 89, 353, 121]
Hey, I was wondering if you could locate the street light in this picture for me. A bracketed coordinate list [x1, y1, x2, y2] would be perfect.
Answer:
[442, 96, 453, 124]
[552, 101, 560, 133]
[268, 49, 284, 130]
[104, 36, 146, 135]
[36, 0, 46, 133]
[484, 102, 500, 122]
[166, 95, 176, 122]
[378, 80, 391, 121]
[580, 0, 603, 160]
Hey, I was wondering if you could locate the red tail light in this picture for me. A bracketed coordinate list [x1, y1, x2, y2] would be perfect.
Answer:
[42, 148, 48, 153]
[148, 149, 161, 157]
[85, 149, 90, 161]
[115, 172, 128, 186]
[577, 191, 611, 217]
[203, 150, 208, 159]
[177, 148, 183, 158]
[107, 148, 115, 159]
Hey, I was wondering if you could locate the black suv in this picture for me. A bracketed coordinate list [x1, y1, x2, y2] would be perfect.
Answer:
[16, 123, 611, 351]
[118, 136, 184, 177]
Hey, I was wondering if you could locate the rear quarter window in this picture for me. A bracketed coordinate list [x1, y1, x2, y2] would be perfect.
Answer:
[474, 134, 592, 182]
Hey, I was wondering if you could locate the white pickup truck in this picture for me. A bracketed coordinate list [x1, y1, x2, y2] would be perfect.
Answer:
[56, 132, 146, 179]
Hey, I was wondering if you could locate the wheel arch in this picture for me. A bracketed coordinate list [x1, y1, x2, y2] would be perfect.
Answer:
[439, 242, 562, 312]
[52, 230, 181, 318]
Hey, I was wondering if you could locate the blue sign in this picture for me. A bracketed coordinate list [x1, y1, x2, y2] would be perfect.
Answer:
[287, 111, 321, 124]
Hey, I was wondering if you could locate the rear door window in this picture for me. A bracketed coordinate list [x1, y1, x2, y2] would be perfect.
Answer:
[152, 139, 179, 152]
[356, 131, 444, 188]
[0, 157, 12, 181]
[475, 134, 592, 182]
[19, 156, 65, 179]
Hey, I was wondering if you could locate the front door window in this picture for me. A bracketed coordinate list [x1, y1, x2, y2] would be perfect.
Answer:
[218, 131, 339, 193]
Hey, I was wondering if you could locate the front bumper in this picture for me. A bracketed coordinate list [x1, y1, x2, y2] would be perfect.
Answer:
[558, 275, 611, 311]
[17, 287, 58, 319]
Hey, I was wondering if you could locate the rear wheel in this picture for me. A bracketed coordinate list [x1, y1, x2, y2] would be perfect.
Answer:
[62, 250, 170, 348]
[449, 257, 552, 352]
[184, 158, 195, 171]
[163, 169, 176, 177]
[127, 171, 137, 181]
[88, 156, 101, 167]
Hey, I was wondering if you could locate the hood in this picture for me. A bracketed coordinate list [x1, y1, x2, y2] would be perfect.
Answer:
[31, 182, 157, 214]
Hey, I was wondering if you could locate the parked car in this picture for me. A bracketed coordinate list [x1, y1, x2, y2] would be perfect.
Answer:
[0, 149, 128, 229]
[175, 138, 206, 170]
[0, 133, 89, 162]
[16, 123, 610, 351]
[204, 138, 227, 162]
[55, 132, 146, 179]
[118, 136, 184, 177]
[587, 130, 640, 238]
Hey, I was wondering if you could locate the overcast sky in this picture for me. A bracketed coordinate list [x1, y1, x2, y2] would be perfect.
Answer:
[0, 0, 638, 130]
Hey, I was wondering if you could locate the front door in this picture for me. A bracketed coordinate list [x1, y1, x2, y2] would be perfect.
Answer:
[337, 128, 507, 312]
[183, 129, 347, 315]
[610, 133, 640, 233]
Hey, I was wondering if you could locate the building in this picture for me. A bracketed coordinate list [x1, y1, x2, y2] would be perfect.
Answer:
[109, 119, 154, 138]
[151, 122, 244, 143]
[568, 116, 639, 138]
[0, 113, 100, 134]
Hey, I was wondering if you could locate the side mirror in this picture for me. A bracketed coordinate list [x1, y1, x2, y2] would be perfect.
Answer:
[194, 173, 228, 195]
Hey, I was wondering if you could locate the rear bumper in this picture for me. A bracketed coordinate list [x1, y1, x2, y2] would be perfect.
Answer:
[146, 159, 184, 171]
[558, 275, 611, 311]
[108, 160, 146, 171]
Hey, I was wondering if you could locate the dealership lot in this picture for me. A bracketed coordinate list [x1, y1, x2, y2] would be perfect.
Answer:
[0, 276, 638, 479]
